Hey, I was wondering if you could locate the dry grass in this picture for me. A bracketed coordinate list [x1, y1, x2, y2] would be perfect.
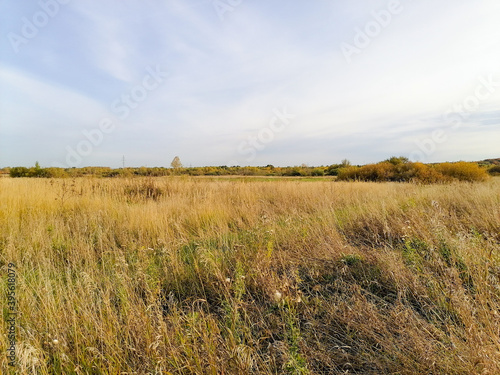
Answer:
[1, 176, 499, 374]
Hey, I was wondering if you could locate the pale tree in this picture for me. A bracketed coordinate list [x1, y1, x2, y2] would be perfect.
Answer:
[170, 156, 183, 169]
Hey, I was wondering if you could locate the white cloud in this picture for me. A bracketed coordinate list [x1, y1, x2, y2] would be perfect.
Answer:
[0, 66, 107, 131]
[1, 0, 500, 166]
[67, 3, 138, 82]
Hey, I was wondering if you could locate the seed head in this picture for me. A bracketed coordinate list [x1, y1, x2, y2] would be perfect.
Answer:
[274, 291, 282, 301]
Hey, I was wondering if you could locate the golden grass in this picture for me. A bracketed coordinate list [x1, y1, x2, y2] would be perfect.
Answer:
[1, 177, 499, 374]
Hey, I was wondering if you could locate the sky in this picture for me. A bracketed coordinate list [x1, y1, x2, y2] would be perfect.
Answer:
[1, 0, 499, 168]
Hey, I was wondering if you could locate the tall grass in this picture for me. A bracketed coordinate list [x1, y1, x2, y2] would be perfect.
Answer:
[1, 177, 499, 374]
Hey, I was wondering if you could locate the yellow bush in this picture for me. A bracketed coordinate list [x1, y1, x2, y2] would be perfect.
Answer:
[338, 161, 488, 183]
[337, 162, 395, 181]
[407, 162, 446, 184]
[433, 162, 489, 182]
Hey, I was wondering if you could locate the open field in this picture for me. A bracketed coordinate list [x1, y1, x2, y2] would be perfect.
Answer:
[1, 177, 500, 374]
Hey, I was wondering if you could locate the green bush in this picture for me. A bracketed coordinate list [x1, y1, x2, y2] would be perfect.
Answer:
[283, 167, 304, 176]
[311, 168, 325, 176]
[325, 164, 341, 176]
[9, 167, 30, 177]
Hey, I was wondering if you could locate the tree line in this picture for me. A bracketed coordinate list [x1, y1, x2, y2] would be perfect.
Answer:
[3, 157, 499, 182]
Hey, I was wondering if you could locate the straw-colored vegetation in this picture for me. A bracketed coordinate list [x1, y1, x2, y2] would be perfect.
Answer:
[4, 158, 497, 179]
[337, 160, 490, 183]
[1, 176, 499, 374]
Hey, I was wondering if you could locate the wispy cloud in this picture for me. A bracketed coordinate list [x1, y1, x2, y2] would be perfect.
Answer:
[1, 0, 499, 167]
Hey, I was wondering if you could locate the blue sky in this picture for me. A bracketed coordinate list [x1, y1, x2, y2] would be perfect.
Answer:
[1, 0, 499, 168]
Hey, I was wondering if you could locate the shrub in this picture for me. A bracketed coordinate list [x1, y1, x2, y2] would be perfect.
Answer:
[385, 156, 409, 165]
[44, 168, 69, 178]
[433, 162, 489, 182]
[311, 168, 325, 176]
[337, 161, 487, 183]
[325, 164, 342, 176]
[283, 167, 304, 176]
[124, 180, 164, 201]
[337, 162, 395, 182]
[9, 166, 30, 177]
[187, 168, 203, 176]
[488, 165, 500, 175]
[240, 167, 259, 176]
[406, 162, 444, 184]
[336, 166, 360, 180]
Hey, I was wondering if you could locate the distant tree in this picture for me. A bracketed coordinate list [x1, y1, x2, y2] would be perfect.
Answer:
[170, 156, 183, 169]
[340, 159, 351, 167]
[28, 161, 48, 177]
[326, 159, 352, 176]
[32, 161, 46, 177]
[325, 164, 340, 176]
[386, 156, 409, 165]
